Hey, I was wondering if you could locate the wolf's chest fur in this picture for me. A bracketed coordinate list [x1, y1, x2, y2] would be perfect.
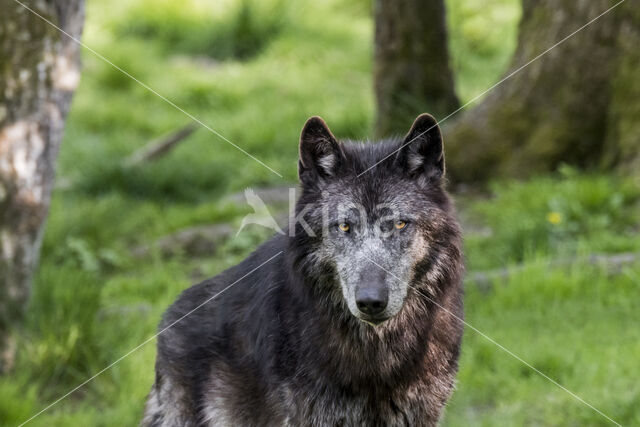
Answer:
[201, 373, 450, 426]
[195, 303, 460, 426]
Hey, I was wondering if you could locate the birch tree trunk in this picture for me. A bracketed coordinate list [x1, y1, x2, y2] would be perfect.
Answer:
[0, 0, 85, 372]
[444, 0, 640, 182]
[374, 0, 459, 137]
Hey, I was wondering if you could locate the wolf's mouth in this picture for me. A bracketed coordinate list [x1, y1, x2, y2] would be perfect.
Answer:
[360, 315, 390, 327]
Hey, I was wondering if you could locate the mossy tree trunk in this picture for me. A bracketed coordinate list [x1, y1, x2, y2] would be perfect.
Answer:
[444, 0, 640, 183]
[0, 0, 85, 372]
[374, 0, 459, 138]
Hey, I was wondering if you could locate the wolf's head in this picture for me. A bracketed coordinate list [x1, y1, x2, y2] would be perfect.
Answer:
[292, 114, 460, 327]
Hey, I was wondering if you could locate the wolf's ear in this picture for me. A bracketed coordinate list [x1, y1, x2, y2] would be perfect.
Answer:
[298, 116, 343, 184]
[395, 113, 444, 182]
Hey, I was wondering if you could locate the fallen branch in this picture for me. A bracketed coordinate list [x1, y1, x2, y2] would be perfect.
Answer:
[124, 122, 200, 167]
[469, 251, 640, 292]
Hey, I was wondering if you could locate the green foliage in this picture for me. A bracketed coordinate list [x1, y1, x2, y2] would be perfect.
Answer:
[0, 381, 37, 425]
[22, 264, 103, 395]
[446, 0, 520, 102]
[76, 161, 231, 202]
[444, 263, 640, 426]
[118, 0, 290, 60]
[465, 167, 640, 269]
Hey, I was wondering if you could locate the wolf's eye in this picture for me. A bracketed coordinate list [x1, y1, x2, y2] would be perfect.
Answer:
[394, 220, 407, 230]
[338, 223, 350, 232]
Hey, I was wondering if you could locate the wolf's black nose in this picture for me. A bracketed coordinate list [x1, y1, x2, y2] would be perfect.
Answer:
[355, 287, 388, 316]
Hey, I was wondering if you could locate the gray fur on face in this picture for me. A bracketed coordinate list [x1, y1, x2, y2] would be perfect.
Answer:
[314, 182, 434, 324]
[335, 236, 411, 322]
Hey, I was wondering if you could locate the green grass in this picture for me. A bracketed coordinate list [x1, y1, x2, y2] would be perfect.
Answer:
[464, 166, 640, 270]
[117, 0, 290, 61]
[444, 262, 640, 426]
[2, 0, 640, 425]
[447, 0, 520, 102]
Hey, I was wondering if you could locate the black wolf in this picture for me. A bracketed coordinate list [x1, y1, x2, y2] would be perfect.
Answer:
[142, 114, 464, 426]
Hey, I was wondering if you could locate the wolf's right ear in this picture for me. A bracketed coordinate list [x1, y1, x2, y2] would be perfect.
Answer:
[395, 113, 444, 183]
[298, 116, 343, 185]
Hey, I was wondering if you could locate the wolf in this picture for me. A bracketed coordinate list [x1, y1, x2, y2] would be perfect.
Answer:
[142, 113, 464, 426]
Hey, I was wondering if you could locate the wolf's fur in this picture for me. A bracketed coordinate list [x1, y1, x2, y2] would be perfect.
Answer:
[142, 114, 464, 426]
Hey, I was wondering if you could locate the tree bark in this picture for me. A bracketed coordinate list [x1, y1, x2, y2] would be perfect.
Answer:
[374, 0, 459, 138]
[444, 0, 640, 183]
[0, 0, 85, 372]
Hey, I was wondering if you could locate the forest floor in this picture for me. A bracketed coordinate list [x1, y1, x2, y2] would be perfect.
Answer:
[1, 0, 639, 425]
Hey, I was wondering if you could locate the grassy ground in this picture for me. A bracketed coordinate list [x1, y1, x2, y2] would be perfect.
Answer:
[2, 0, 639, 425]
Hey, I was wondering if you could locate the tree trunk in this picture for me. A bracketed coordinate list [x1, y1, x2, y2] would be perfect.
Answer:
[444, 0, 640, 183]
[374, 0, 459, 137]
[0, 0, 85, 372]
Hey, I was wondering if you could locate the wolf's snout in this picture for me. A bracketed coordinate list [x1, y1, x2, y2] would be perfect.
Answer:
[355, 268, 388, 317]
[355, 287, 388, 316]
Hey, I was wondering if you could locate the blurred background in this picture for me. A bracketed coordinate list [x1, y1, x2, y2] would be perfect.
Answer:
[0, 0, 638, 425]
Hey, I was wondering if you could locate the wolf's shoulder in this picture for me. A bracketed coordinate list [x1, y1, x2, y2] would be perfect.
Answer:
[156, 234, 288, 358]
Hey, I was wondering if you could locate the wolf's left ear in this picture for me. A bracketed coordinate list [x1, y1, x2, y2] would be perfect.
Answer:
[396, 113, 444, 182]
[298, 116, 343, 185]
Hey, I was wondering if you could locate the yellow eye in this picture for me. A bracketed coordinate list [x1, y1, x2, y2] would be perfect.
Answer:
[338, 223, 350, 232]
[395, 220, 407, 230]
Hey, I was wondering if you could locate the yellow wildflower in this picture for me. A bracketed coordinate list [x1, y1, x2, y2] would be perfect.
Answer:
[546, 212, 562, 225]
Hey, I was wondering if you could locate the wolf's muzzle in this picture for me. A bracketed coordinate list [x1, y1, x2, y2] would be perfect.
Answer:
[355, 268, 389, 318]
